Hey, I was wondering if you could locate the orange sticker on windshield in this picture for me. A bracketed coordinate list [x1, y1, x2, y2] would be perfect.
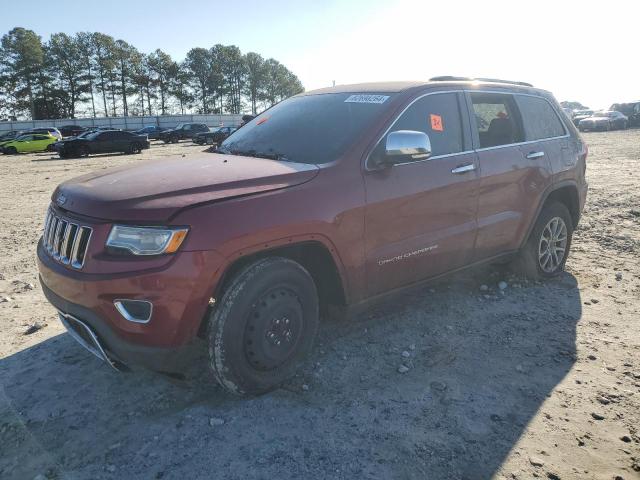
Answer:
[256, 116, 270, 125]
[430, 114, 443, 131]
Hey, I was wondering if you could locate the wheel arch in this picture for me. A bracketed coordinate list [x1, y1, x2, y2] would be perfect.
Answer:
[521, 181, 581, 248]
[203, 238, 349, 334]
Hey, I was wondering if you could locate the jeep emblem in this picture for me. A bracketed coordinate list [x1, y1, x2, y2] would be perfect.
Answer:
[56, 193, 66, 206]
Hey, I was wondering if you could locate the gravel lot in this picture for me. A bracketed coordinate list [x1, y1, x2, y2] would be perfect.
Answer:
[1, 132, 639, 479]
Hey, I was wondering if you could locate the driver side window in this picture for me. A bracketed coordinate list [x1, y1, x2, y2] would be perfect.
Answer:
[369, 92, 464, 165]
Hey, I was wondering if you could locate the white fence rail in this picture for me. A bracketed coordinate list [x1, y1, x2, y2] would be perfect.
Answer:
[0, 114, 244, 133]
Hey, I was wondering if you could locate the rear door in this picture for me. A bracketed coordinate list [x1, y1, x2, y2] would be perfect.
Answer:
[364, 91, 479, 296]
[32, 134, 50, 151]
[468, 91, 555, 261]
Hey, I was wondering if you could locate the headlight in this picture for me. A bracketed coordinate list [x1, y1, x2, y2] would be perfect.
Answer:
[106, 225, 188, 255]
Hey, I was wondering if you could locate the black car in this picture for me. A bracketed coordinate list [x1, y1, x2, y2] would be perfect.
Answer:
[55, 130, 150, 158]
[59, 125, 87, 137]
[135, 125, 166, 140]
[158, 123, 208, 143]
[193, 126, 237, 145]
[610, 102, 640, 127]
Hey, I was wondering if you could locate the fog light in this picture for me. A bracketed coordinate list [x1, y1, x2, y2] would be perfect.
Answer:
[114, 299, 153, 323]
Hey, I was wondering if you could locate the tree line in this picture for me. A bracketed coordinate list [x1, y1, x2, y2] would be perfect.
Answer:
[0, 27, 304, 120]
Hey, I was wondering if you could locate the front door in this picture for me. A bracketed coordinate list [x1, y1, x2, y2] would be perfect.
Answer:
[364, 91, 479, 297]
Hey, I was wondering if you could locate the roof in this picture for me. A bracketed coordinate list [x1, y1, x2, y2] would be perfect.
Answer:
[302, 81, 426, 95]
[303, 78, 544, 96]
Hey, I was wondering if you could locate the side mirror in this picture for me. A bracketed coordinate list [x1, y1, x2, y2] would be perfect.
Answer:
[384, 130, 432, 163]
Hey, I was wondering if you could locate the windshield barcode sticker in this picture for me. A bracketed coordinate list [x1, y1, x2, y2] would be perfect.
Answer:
[344, 94, 390, 104]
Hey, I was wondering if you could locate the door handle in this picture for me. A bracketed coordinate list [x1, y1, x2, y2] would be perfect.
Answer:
[526, 151, 545, 159]
[451, 164, 476, 174]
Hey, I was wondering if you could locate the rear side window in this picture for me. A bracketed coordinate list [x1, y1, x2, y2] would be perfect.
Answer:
[516, 95, 566, 140]
[470, 93, 524, 148]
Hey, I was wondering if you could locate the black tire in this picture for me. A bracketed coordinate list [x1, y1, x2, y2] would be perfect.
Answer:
[208, 257, 319, 396]
[79, 145, 89, 157]
[4, 146, 17, 155]
[163, 138, 170, 144]
[512, 202, 573, 280]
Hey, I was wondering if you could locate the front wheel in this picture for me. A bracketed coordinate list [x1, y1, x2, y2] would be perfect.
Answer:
[208, 257, 319, 396]
[4, 147, 17, 155]
[512, 202, 573, 280]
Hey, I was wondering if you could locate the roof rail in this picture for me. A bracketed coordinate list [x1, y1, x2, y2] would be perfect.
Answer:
[429, 76, 533, 87]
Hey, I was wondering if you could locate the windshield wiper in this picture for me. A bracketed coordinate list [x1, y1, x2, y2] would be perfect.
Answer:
[220, 148, 292, 162]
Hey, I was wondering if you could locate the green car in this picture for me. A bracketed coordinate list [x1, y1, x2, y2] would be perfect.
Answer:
[1, 133, 58, 154]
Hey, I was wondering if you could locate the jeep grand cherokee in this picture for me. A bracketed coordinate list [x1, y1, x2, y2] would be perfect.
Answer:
[38, 78, 588, 396]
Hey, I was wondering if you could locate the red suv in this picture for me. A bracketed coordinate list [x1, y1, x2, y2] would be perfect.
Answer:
[38, 78, 588, 395]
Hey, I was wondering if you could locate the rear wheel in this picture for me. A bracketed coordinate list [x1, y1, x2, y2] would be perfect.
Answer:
[208, 257, 319, 396]
[512, 202, 573, 280]
[4, 146, 17, 155]
[79, 145, 89, 157]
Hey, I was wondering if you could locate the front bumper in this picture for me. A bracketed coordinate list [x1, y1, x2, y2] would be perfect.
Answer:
[38, 239, 225, 371]
[42, 281, 197, 372]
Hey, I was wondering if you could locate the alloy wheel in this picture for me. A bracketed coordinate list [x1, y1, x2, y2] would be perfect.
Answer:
[538, 216, 568, 273]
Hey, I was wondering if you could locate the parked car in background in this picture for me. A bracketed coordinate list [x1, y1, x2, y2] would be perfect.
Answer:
[571, 110, 593, 127]
[58, 125, 87, 138]
[55, 130, 150, 158]
[193, 126, 237, 145]
[2, 133, 58, 154]
[578, 111, 628, 131]
[158, 123, 208, 143]
[610, 101, 640, 127]
[38, 78, 588, 396]
[135, 125, 165, 140]
[24, 127, 63, 140]
[0, 130, 24, 142]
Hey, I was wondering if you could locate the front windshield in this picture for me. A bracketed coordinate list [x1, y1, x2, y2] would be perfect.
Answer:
[219, 92, 394, 164]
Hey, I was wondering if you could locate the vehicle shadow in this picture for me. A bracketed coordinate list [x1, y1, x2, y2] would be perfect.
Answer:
[0, 270, 581, 480]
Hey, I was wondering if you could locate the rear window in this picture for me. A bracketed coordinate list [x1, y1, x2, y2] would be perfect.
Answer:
[220, 93, 395, 164]
[516, 95, 566, 140]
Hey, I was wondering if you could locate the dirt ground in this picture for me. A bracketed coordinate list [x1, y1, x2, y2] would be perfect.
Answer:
[0, 132, 638, 480]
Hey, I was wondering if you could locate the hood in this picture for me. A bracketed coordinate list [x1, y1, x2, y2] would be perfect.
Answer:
[53, 153, 320, 222]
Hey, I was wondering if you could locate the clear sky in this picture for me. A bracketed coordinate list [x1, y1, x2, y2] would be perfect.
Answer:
[2, 0, 637, 110]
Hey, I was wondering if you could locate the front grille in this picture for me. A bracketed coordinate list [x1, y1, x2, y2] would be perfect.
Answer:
[43, 209, 92, 269]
